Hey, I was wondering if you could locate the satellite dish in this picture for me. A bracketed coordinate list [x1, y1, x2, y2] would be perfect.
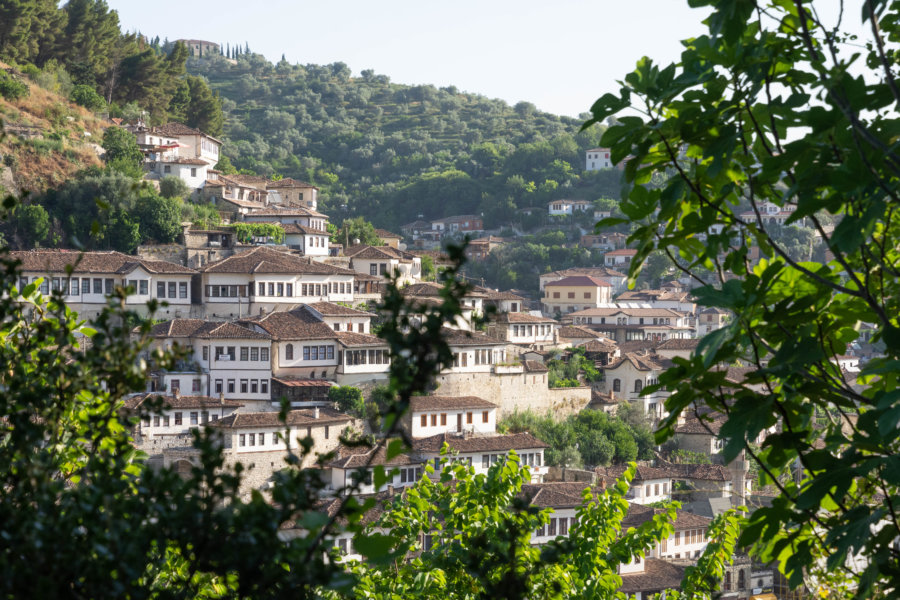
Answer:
[353, 238, 361, 245]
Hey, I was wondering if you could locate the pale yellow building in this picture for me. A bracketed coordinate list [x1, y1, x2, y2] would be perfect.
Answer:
[541, 275, 612, 316]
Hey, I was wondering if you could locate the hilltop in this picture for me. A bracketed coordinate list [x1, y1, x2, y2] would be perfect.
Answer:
[0, 62, 105, 196]
[189, 54, 623, 230]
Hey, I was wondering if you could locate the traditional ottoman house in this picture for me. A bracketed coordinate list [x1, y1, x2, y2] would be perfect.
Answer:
[325, 444, 426, 496]
[412, 432, 549, 483]
[405, 396, 498, 438]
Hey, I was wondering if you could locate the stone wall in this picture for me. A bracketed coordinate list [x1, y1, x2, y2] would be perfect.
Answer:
[433, 370, 591, 418]
[545, 466, 597, 483]
[137, 244, 186, 265]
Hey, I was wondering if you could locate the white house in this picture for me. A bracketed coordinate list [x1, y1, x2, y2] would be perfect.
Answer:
[207, 406, 352, 468]
[11, 250, 196, 320]
[303, 302, 373, 334]
[568, 307, 694, 343]
[125, 392, 244, 438]
[407, 396, 498, 438]
[200, 247, 358, 318]
[585, 147, 613, 171]
[412, 432, 549, 483]
[539, 267, 627, 296]
[520, 482, 587, 545]
[326, 444, 425, 495]
[604, 248, 638, 267]
[146, 319, 274, 405]
[597, 465, 673, 505]
[441, 328, 509, 374]
[548, 199, 593, 216]
[344, 245, 422, 285]
[601, 351, 673, 419]
[487, 312, 558, 350]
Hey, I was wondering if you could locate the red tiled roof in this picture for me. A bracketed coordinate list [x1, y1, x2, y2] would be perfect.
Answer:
[409, 396, 496, 412]
[11, 250, 195, 275]
[412, 432, 549, 453]
[545, 275, 612, 288]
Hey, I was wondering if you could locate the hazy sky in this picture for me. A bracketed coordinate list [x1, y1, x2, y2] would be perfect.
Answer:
[107, 1, 713, 118]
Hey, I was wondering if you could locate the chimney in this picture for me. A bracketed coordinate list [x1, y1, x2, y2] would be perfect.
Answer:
[174, 389, 181, 399]
[313, 406, 320, 419]
[219, 392, 225, 404]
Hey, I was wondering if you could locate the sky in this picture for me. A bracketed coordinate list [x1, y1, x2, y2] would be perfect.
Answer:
[107, 0, 714, 118]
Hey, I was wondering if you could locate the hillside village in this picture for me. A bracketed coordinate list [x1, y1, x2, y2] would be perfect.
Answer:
[0, 13, 885, 597]
[0, 107, 844, 597]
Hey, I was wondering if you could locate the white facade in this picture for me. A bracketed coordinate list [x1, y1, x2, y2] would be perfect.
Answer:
[585, 148, 612, 171]
[410, 404, 497, 438]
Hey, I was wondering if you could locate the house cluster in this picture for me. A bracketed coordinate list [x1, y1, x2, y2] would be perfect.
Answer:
[399, 215, 484, 249]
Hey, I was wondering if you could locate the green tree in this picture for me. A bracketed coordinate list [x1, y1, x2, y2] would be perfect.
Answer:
[158, 175, 189, 199]
[134, 193, 181, 244]
[587, 0, 900, 594]
[70, 83, 105, 110]
[101, 126, 143, 178]
[328, 385, 366, 419]
[420, 254, 435, 281]
[334, 216, 381, 246]
[168, 74, 224, 137]
[15, 203, 49, 246]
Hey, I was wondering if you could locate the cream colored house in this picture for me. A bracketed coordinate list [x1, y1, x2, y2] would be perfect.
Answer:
[541, 275, 613, 316]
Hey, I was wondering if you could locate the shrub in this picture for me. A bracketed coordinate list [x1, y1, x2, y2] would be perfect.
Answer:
[0, 73, 29, 101]
[70, 85, 106, 111]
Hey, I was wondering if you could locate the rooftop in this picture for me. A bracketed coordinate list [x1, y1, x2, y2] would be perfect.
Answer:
[412, 432, 549, 453]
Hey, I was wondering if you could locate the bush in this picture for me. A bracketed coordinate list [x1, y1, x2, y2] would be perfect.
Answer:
[159, 175, 190, 199]
[328, 385, 366, 418]
[70, 85, 106, 111]
[0, 73, 29, 101]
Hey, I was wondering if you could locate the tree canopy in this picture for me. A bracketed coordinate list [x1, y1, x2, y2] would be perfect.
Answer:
[587, 0, 900, 595]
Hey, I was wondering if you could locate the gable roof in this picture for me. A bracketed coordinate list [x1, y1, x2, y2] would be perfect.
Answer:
[327, 443, 421, 469]
[541, 267, 627, 280]
[605, 351, 673, 372]
[605, 249, 638, 256]
[374, 228, 402, 239]
[557, 325, 602, 340]
[409, 396, 496, 412]
[11, 250, 196, 275]
[545, 275, 612, 288]
[123, 393, 244, 411]
[244, 205, 328, 218]
[441, 327, 507, 347]
[492, 312, 557, 324]
[519, 482, 597, 508]
[412, 432, 549, 453]
[656, 338, 700, 351]
[241, 309, 335, 341]
[266, 178, 317, 190]
[305, 302, 374, 317]
[201, 247, 356, 275]
[148, 319, 271, 340]
[619, 559, 685, 594]
[209, 407, 351, 429]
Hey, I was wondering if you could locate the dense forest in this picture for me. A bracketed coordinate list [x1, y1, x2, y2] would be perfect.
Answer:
[189, 54, 624, 229]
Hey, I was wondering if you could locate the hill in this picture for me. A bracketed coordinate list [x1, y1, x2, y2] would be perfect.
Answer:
[0, 62, 105, 196]
[190, 54, 624, 230]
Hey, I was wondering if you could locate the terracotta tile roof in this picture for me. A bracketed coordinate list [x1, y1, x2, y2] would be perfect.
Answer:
[11, 250, 195, 275]
[124, 393, 244, 411]
[569, 307, 684, 318]
[656, 338, 700, 351]
[159, 157, 208, 166]
[544, 275, 612, 288]
[409, 396, 496, 412]
[402, 282, 488, 299]
[300, 490, 393, 528]
[305, 302, 374, 317]
[621, 502, 714, 530]
[606, 351, 673, 372]
[519, 482, 597, 508]
[597, 464, 674, 483]
[277, 223, 328, 235]
[218, 197, 267, 209]
[412, 432, 549, 453]
[441, 327, 507, 347]
[148, 319, 271, 340]
[209, 407, 351, 429]
[245, 205, 327, 218]
[582, 339, 618, 353]
[374, 228, 402, 239]
[335, 331, 386, 347]
[617, 340, 661, 354]
[241, 309, 336, 341]
[470, 286, 526, 302]
[655, 460, 731, 482]
[542, 267, 627, 279]
[605, 249, 638, 256]
[557, 325, 601, 339]
[327, 443, 421, 469]
[492, 312, 557, 324]
[674, 414, 726, 435]
[619, 559, 685, 594]
[266, 178, 317, 189]
[345, 245, 410, 260]
[151, 122, 205, 137]
[201, 247, 356, 275]
[524, 360, 549, 373]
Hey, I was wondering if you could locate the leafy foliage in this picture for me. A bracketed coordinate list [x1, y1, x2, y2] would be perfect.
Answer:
[228, 222, 284, 244]
[587, 0, 900, 594]
[328, 385, 367, 419]
[69, 82, 105, 110]
[0, 71, 29, 100]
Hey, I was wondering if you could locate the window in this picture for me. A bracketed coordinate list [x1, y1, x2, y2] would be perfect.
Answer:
[738, 570, 746, 590]
[192, 379, 201, 392]
[674, 531, 680, 546]
[285, 344, 294, 361]
[190, 412, 198, 425]
[634, 380, 643, 393]
[214, 380, 223, 394]
[173, 412, 183, 425]
[559, 518, 568, 536]
[549, 518, 557, 536]
[138, 280, 148, 295]
[482, 455, 489, 468]
[261, 348, 269, 362]
[430, 414, 437, 426]
[81, 279, 91, 294]
[179, 282, 188, 298]
[203, 346, 209, 361]
[553, 292, 560, 298]
[227, 380, 235, 393]
[724, 572, 732, 592]
[568, 292, 575, 299]
[70, 278, 79, 295]
[584, 292, 590, 299]
[166, 282, 176, 298]
[239, 434, 246, 447]
[170, 379, 180, 392]
[482, 411, 489, 423]
[190, 168, 197, 177]
[259, 433, 265, 445]
[535, 524, 545, 537]
[153, 416, 160, 427]
[241, 380, 248, 394]
[613, 379, 621, 392]
[655, 484, 660, 495]
[105, 279, 114, 294]
[250, 347, 259, 361]
[440, 413, 447, 426]
[250, 380, 258, 394]
[325, 426, 330, 439]
[421, 414, 427, 427]
[240, 347, 249, 361]
[248, 433, 255, 446]
[261, 379, 268, 394]
[370, 264, 378, 276]
[467, 412, 473, 424]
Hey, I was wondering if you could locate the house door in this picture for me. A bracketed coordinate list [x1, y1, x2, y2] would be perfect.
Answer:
[457, 413, 462, 432]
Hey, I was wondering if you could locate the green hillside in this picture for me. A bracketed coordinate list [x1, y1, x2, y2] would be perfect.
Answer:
[190, 54, 623, 229]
